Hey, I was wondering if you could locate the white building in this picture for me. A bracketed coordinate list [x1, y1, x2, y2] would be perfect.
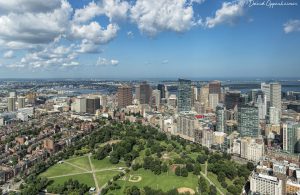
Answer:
[270, 106, 280, 125]
[250, 173, 283, 195]
[209, 93, 219, 111]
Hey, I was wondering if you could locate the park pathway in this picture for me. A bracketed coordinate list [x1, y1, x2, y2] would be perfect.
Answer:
[88, 153, 100, 193]
[199, 161, 224, 195]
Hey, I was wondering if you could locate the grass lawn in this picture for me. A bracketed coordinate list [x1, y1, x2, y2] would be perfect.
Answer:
[113, 168, 198, 194]
[48, 173, 95, 188]
[207, 172, 228, 194]
[96, 170, 120, 188]
[65, 155, 91, 171]
[40, 163, 84, 178]
[91, 157, 125, 170]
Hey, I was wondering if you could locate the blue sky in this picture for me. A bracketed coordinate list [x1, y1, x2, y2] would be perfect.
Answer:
[0, 0, 299, 79]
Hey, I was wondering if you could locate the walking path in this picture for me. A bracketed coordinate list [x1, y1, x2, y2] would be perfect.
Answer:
[88, 153, 100, 193]
[199, 161, 224, 195]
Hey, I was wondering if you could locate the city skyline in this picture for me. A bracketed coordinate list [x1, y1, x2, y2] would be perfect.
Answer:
[0, 0, 300, 79]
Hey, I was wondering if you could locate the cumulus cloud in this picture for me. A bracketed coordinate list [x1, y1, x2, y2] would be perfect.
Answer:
[205, 0, 246, 28]
[284, 19, 300, 33]
[130, 0, 196, 36]
[77, 39, 102, 53]
[7, 43, 78, 69]
[0, 0, 62, 13]
[73, 0, 129, 23]
[71, 22, 119, 44]
[3, 50, 14, 58]
[96, 57, 119, 66]
[0, 0, 72, 47]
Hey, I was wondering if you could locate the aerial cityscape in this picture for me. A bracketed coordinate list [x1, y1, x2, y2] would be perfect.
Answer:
[0, 0, 300, 195]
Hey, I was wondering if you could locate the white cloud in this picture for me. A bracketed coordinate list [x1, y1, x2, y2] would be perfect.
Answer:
[77, 39, 102, 53]
[8, 43, 78, 69]
[205, 1, 245, 28]
[3, 50, 14, 58]
[73, 1, 103, 23]
[73, 0, 129, 23]
[0, 0, 72, 47]
[62, 61, 79, 67]
[0, 0, 62, 13]
[284, 19, 300, 33]
[71, 22, 119, 44]
[130, 0, 196, 36]
[96, 57, 119, 66]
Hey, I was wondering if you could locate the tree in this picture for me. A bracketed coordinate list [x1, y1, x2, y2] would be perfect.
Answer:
[197, 154, 208, 164]
[209, 185, 217, 195]
[181, 167, 188, 177]
[186, 163, 194, 172]
[145, 149, 151, 156]
[199, 176, 208, 193]
[217, 172, 226, 182]
[247, 162, 255, 171]
[193, 164, 201, 175]
[175, 166, 181, 176]
[162, 163, 168, 172]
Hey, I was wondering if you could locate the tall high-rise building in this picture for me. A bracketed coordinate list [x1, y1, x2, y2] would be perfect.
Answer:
[238, 105, 259, 137]
[18, 97, 26, 109]
[200, 84, 209, 109]
[261, 82, 270, 102]
[9, 91, 17, 98]
[256, 94, 267, 120]
[225, 90, 241, 110]
[117, 86, 132, 108]
[74, 97, 86, 113]
[209, 80, 221, 95]
[151, 89, 161, 108]
[157, 84, 166, 99]
[86, 97, 100, 114]
[177, 79, 192, 112]
[7, 97, 16, 112]
[283, 122, 300, 154]
[270, 83, 281, 111]
[216, 104, 226, 132]
[209, 93, 219, 111]
[269, 107, 280, 125]
[136, 82, 152, 104]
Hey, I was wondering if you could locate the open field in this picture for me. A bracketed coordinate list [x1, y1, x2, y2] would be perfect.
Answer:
[40, 155, 125, 191]
[113, 168, 199, 194]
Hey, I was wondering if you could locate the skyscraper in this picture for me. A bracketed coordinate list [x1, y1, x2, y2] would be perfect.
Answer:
[177, 79, 192, 112]
[216, 104, 226, 132]
[261, 83, 270, 102]
[283, 122, 300, 154]
[200, 84, 209, 109]
[209, 80, 221, 95]
[270, 83, 281, 111]
[157, 84, 166, 99]
[225, 90, 241, 110]
[8, 97, 16, 112]
[238, 105, 259, 137]
[151, 89, 161, 108]
[86, 97, 100, 114]
[209, 93, 219, 111]
[269, 106, 280, 125]
[136, 82, 152, 104]
[117, 86, 133, 108]
[18, 97, 26, 109]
